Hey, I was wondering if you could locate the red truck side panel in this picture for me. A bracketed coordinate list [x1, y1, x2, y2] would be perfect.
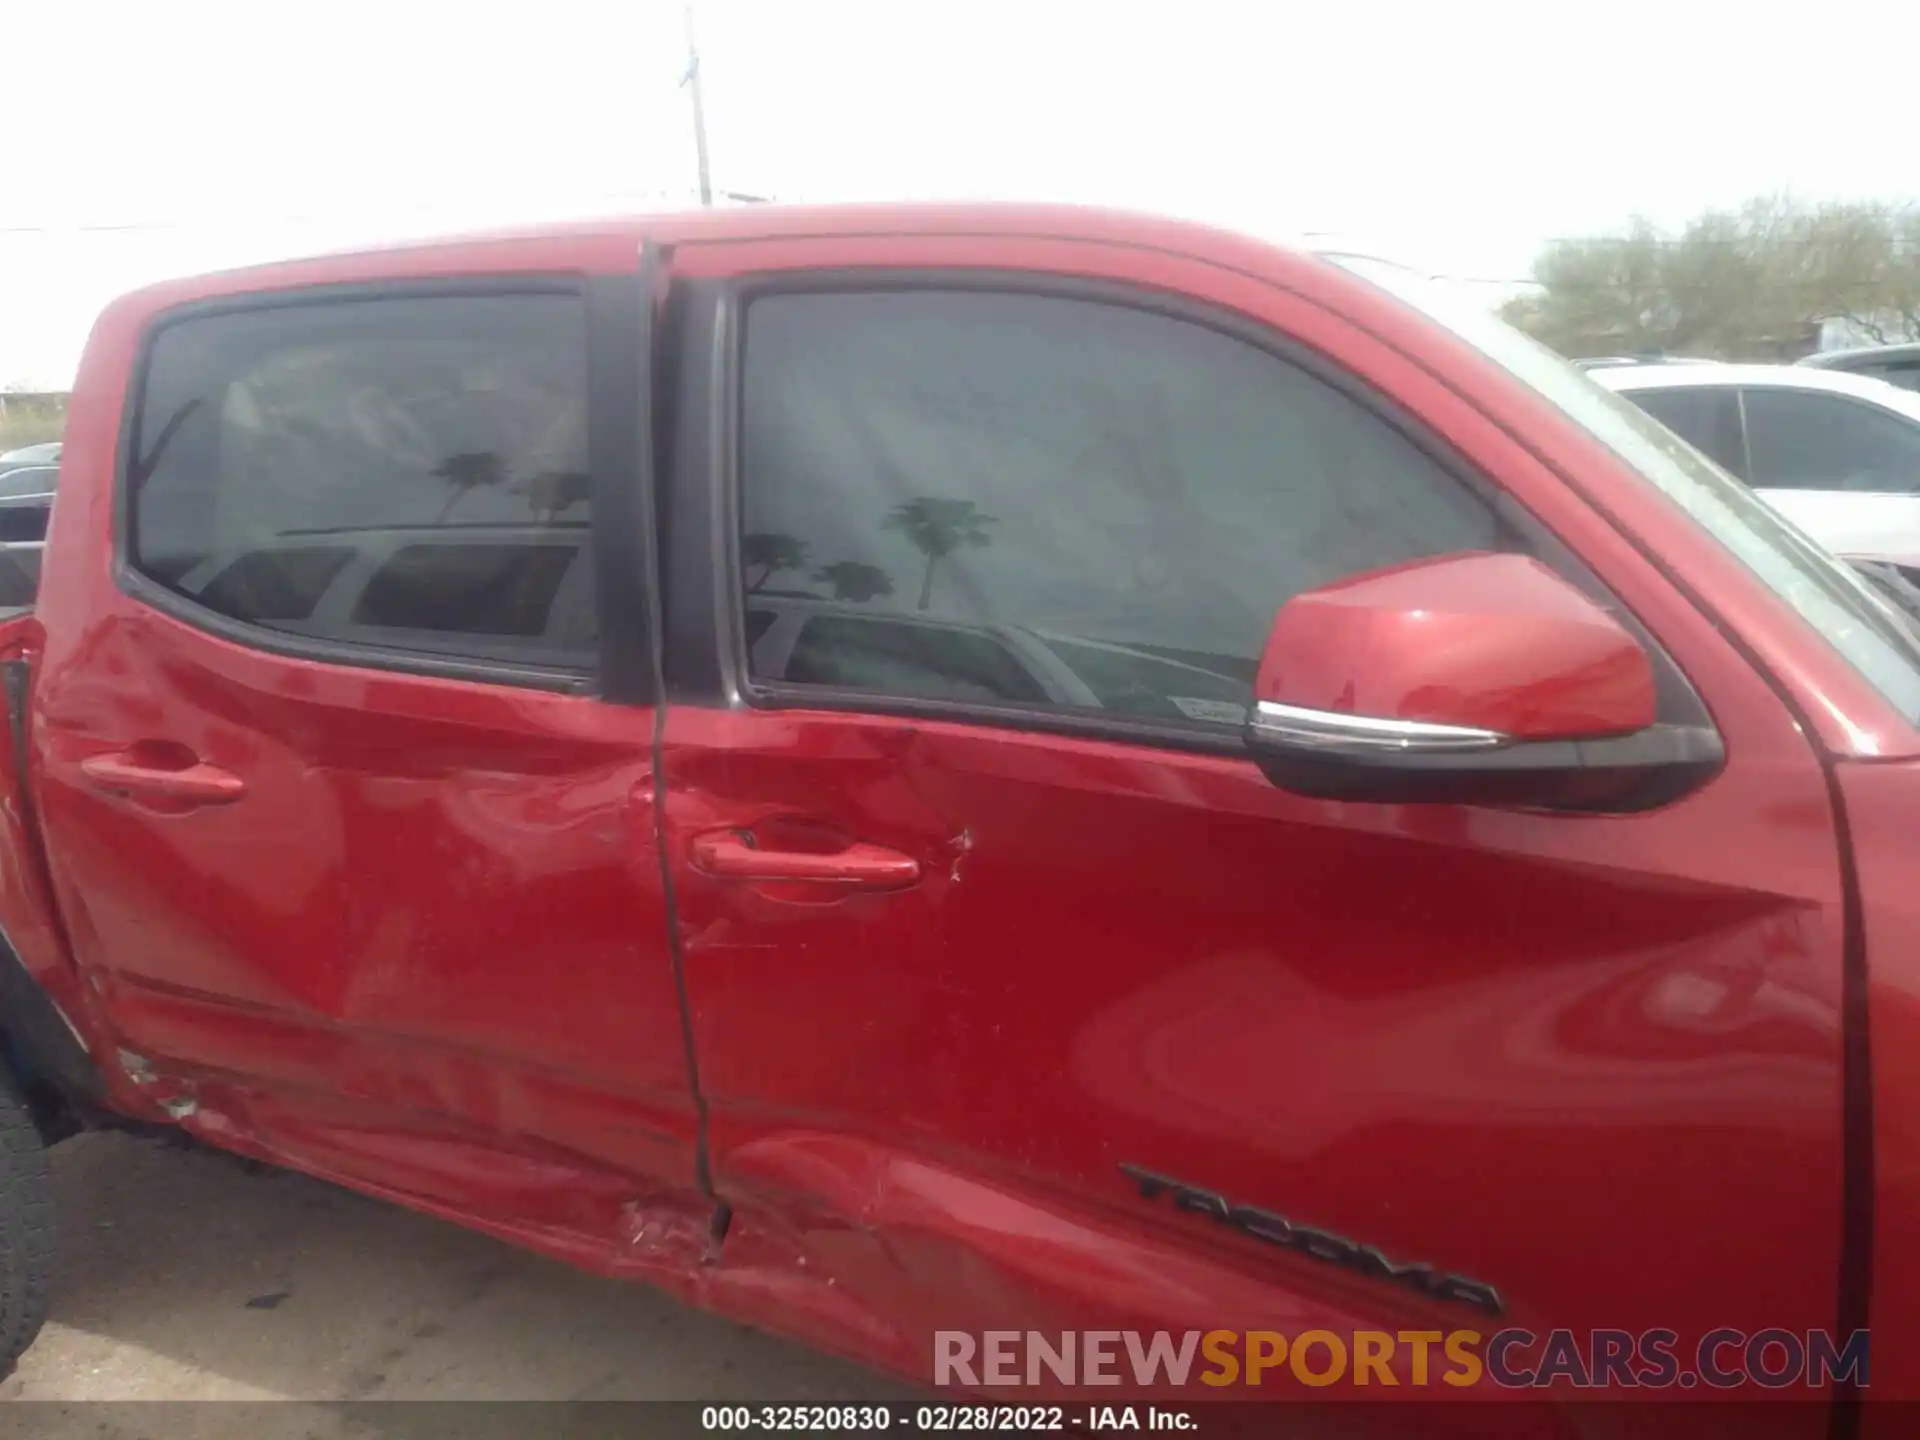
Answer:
[653, 226, 1853, 1429]
[0, 614, 105, 1072]
[31, 243, 704, 1247]
[9, 207, 1897, 1427]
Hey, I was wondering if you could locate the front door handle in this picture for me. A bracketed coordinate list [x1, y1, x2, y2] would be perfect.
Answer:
[81, 748, 247, 807]
[690, 831, 920, 890]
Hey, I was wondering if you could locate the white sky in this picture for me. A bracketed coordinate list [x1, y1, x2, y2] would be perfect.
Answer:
[4, 0, 1917, 389]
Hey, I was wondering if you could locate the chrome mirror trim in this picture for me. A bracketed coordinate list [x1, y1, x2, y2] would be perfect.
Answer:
[1251, 700, 1510, 754]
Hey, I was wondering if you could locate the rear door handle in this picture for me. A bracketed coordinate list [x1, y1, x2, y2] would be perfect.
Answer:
[690, 831, 920, 890]
[80, 749, 247, 807]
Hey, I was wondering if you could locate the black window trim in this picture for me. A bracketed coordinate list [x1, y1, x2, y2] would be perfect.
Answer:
[114, 274, 651, 699]
[662, 267, 1711, 756]
[1737, 384, 1920, 494]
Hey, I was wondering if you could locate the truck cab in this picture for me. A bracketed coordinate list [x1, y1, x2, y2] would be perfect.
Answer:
[0, 206, 1916, 1434]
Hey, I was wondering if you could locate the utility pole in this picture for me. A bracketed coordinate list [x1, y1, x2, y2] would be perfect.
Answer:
[683, 2, 713, 206]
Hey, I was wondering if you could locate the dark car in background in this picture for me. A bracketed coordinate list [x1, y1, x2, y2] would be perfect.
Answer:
[0, 454, 56, 608]
[1801, 341, 1920, 392]
[0, 442, 60, 476]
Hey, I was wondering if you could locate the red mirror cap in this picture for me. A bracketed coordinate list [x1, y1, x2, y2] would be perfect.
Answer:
[1256, 552, 1657, 739]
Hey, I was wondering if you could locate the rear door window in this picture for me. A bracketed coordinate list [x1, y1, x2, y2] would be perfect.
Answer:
[1622, 388, 1749, 478]
[128, 291, 595, 674]
[1867, 361, 1920, 394]
[1742, 388, 1920, 493]
[194, 546, 355, 623]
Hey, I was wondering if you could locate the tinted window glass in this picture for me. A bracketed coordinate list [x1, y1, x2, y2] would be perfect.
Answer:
[743, 609, 779, 649]
[1624, 387, 1748, 477]
[0, 506, 50, 544]
[196, 546, 354, 622]
[1038, 635, 1252, 723]
[783, 614, 1050, 702]
[1743, 389, 1920, 493]
[0, 466, 57, 500]
[1875, 362, 1920, 394]
[352, 541, 581, 637]
[0, 464, 57, 548]
[130, 293, 595, 669]
[739, 290, 1507, 726]
[0, 549, 36, 611]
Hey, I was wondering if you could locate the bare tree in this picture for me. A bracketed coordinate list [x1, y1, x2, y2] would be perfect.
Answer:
[1504, 196, 1920, 360]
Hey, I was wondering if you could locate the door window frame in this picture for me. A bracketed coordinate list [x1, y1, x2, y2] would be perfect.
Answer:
[665, 267, 1705, 756]
[114, 274, 656, 700]
[1628, 384, 1753, 481]
[1733, 388, 1756, 479]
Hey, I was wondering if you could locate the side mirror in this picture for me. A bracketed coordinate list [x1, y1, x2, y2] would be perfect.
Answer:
[1244, 552, 1722, 811]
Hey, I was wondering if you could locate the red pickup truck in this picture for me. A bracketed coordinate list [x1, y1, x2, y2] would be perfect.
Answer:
[1, 204, 1917, 1434]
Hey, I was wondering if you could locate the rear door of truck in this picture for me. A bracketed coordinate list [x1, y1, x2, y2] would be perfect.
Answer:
[26, 266, 705, 1227]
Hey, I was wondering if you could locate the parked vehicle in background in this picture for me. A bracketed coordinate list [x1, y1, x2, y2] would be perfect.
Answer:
[0, 442, 60, 478]
[1850, 555, 1920, 618]
[0, 444, 61, 602]
[1594, 362, 1920, 559]
[1801, 341, 1920, 393]
[744, 594, 1251, 721]
[1574, 354, 1714, 370]
[0, 463, 56, 608]
[166, 522, 598, 671]
[8, 205, 1920, 1433]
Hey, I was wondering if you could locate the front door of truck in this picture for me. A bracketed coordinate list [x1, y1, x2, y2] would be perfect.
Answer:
[654, 231, 1849, 1426]
[32, 278, 703, 1228]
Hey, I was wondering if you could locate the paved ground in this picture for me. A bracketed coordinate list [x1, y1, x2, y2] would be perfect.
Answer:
[1, 1130, 911, 1436]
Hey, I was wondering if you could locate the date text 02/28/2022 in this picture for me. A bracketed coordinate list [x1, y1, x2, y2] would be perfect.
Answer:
[700, 1404, 1193, 1431]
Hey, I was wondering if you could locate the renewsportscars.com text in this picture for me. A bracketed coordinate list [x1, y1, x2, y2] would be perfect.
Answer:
[934, 1328, 1870, 1390]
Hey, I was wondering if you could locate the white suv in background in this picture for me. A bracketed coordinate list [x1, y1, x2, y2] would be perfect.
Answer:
[1594, 363, 1920, 563]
